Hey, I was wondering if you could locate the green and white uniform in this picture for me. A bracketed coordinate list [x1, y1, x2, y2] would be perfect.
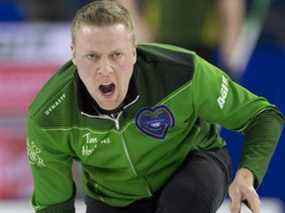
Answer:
[26, 43, 284, 212]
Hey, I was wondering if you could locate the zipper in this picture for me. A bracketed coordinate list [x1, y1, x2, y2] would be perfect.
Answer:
[120, 133, 152, 196]
[120, 134, 138, 176]
[80, 95, 153, 195]
[110, 112, 122, 130]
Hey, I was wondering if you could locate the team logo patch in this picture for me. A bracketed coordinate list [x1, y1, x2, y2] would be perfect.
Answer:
[135, 105, 175, 139]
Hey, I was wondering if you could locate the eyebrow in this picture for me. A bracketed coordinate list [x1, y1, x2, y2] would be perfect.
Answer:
[110, 49, 123, 54]
[84, 50, 100, 55]
[85, 49, 123, 55]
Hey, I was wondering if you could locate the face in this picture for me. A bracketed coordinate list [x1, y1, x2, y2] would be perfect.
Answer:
[72, 23, 137, 111]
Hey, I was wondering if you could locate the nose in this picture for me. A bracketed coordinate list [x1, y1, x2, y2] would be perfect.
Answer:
[97, 57, 113, 76]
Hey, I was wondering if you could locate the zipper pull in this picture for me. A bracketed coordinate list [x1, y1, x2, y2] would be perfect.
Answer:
[114, 119, 120, 130]
[114, 111, 123, 130]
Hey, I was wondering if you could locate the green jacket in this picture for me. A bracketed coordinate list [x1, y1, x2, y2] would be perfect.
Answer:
[26, 43, 283, 212]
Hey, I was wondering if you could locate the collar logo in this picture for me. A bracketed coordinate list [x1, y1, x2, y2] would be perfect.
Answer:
[135, 105, 175, 139]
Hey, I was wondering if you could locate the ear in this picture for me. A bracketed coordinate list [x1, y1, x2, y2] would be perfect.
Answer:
[71, 45, 77, 65]
[132, 46, 137, 64]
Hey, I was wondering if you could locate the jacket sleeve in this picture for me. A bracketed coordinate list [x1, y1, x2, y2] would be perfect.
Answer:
[26, 117, 75, 213]
[191, 54, 278, 130]
[241, 110, 284, 188]
[191, 54, 284, 186]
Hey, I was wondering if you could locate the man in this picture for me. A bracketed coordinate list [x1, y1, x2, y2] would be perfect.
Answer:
[26, 1, 284, 212]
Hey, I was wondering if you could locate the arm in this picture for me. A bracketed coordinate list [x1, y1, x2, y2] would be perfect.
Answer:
[117, 0, 153, 42]
[217, 0, 245, 74]
[229, 110, 284, 213]
[27, 117, 75, 213]
[192, 54, 284, 213]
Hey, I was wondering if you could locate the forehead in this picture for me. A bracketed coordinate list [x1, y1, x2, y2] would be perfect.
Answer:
[74, 24, 133, 51]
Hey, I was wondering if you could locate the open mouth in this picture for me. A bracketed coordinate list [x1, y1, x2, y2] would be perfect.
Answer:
[99, 83, 116, 96]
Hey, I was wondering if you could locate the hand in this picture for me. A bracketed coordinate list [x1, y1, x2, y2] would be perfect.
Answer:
[228, 168, 261, 213]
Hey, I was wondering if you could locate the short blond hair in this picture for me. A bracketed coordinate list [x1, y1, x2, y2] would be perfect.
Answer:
[71, 0, 135, 44]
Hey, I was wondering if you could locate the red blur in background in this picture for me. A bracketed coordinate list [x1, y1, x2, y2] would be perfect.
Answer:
[0, 63, 57, 198]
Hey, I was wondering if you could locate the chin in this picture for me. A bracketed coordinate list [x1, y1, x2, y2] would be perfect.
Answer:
[96, 92, 124, 111]
[101, 105, 118, 111]
[99, 100, 121, 111]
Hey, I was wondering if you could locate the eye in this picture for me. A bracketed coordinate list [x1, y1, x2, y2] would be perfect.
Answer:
[111, 52, 123, 60]
[86, 54, 99, 61]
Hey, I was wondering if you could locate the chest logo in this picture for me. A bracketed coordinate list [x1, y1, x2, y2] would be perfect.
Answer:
[135, 105, 175, 139]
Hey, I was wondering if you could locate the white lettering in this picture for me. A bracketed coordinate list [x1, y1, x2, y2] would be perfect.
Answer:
[83, 132, 98, 144]
[151, 122, 161, 128]
[44, 93, 66, 116]
[217, 76, 229, 109]
[82, 145, 95, 156]
[101, 138, 111, 144]
[81, 132, 111, 157]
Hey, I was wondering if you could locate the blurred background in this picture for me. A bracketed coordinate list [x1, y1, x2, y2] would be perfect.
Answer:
[0, 0, 284, 212]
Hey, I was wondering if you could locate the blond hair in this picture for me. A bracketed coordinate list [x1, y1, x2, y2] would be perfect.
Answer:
[71, 0, 135, 44]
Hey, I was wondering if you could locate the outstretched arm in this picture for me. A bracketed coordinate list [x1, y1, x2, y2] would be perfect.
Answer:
[229, 110, 284, 213]
[27, 118, 76, 213]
